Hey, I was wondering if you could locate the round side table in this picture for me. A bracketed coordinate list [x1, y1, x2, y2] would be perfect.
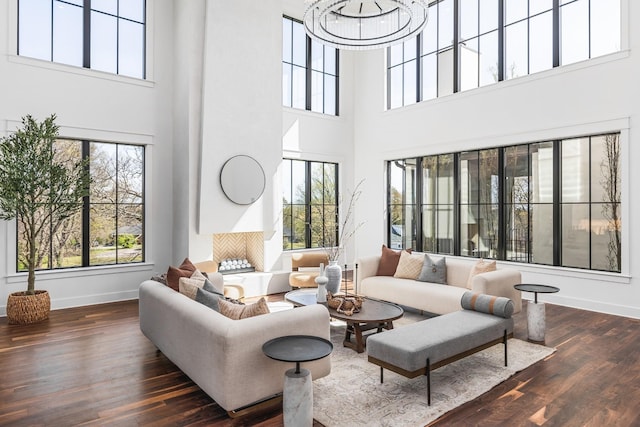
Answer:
[262, 335, 333, 427]
[514, 284, 559, 342]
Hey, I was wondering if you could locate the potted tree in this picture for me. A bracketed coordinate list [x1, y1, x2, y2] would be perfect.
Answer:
[0, 115, 90, 324]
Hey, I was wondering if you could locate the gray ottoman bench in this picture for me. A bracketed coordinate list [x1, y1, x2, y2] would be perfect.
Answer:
[367, 292, 515, 405]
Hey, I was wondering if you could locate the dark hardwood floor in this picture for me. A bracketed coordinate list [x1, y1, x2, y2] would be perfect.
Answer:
[1, 295, 639, 426]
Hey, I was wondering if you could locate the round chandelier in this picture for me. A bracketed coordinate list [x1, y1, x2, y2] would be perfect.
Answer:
[303, 0, 429, 51]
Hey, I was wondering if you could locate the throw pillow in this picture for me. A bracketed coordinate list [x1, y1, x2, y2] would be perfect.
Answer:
[393, 250, 425, 280]
[417, 254, 447, 284]
[178, 269, 208, 299]
[195, 287, 223, 312]
[150, 273, 167, 285]
[376, 245, 411, 276]
[219, 297, 270, 320]
[461, 291, 514, 319]
[166, 258, 197, 291]
[466, 259, 497, 289]
[203, 278, 224, 296]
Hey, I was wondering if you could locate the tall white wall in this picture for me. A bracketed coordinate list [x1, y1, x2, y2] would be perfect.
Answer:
[0, 0, 176, 314]
[352, 2, 640, 318]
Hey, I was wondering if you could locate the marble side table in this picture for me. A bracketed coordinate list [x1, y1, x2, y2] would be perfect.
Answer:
[262, 335, 333, 427]
[514, 284, 560, 342]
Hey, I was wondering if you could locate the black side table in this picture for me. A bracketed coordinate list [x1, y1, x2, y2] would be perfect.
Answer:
[514, 284, 559, 342]
[263, 335, 332, 427]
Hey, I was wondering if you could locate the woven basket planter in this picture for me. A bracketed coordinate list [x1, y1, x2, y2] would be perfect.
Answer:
[6, 290, 50, 325]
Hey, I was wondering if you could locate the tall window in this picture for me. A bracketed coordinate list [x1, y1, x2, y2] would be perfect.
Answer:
[388, 38, 419, 109]
[283, 16, 339, 115]
[388, 159, 417, 249]
[421, 154, 454, 254]
[282, 159, 339, 250]
[459, 149, 499, 258]
[17, 140, 145, 271]
[387, 132, 621, 273]
[388, 0, 620, 108]
[18, 0, 146, 79]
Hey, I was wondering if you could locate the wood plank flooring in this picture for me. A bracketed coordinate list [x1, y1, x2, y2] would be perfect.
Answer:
[1, 296, 639, 426]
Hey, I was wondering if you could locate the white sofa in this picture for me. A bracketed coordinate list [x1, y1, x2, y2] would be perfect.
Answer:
[138, 279, 331, 415]
[356, 253, 522, 315]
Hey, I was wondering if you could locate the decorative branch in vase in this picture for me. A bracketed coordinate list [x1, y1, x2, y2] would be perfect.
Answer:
[315, 179, 365, 294]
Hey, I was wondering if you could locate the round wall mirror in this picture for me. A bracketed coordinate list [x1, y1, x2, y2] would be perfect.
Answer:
[220, 155, 266, 205]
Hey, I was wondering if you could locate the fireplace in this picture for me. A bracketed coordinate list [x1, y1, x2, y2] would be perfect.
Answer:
[212, 231, 264, 273]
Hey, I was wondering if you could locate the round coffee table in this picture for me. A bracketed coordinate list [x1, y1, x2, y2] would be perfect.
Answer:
[285, 289, 404, 353]
[514, 284, 559, 342]
[263, 335, 332, 427]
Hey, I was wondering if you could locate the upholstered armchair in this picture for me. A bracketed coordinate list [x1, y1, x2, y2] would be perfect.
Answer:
[193, 260, 245, 301]
[289, 252, 330, 288]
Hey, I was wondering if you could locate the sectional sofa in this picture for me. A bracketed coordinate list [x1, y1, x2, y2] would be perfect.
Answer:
[138, 279, 331, 415]
[356, 252, 522, 315]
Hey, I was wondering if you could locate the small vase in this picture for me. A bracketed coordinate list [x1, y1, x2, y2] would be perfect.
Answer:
[325, 261, 342, 294]
[315, 263, 328, 303]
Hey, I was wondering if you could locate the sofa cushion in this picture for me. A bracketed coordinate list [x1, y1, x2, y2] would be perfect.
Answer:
[461, 291, 514, 318]
[219, 297, 270, 319]
[466, 259, 496, 289]
[376, 245, 410, 276]
[167, 258, 197, 290]
[417, 254, 447, 284]
[394, 251, 424, 279]
[367, 309, 513, 372]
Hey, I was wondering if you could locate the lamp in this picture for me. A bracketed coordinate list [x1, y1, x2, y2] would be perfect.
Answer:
[303, 0, 429, 50]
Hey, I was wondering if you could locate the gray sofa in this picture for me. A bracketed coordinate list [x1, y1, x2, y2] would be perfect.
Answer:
[356, 252, 522, 314]
[138, 279, 331, 415]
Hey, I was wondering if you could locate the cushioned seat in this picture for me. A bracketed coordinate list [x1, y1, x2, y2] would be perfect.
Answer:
[289, 252, 329, 288]
[193, 260, 245, 300]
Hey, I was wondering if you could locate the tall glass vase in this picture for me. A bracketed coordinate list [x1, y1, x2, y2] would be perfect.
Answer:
[325, 260, 342, 294]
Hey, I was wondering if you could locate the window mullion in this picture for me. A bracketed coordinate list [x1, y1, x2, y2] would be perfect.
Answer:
[305, 162, 312, 248]
[498, 0, 505, 81]
[553, 140, 561, 266]
[305, 36, 312, 111]
[416, 34, 422, 103]
[497, 148, 506, 260]
[453, 0, 459, 93]
[552, 0, 560, 67]
[83, 0, 91, 69]
[82, 140, 91, 267]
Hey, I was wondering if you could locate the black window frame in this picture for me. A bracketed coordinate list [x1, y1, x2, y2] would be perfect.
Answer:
[386, 132, 622, 273]
[387, 0, 620, 109]
[17, 0, 147, 79]
[15, 139, 146, 272]
[282, 158, 340, 251]
[283, 15, 340, 116]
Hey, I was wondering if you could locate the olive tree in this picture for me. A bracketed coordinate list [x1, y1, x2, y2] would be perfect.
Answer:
[0, 115, 90, 294]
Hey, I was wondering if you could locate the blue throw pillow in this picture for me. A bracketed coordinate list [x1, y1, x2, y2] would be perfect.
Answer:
[417, 254, 447, 284]
[461, 291, 514, 319]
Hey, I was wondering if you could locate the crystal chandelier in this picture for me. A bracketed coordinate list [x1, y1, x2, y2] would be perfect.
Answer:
[303, 0, 429, 50]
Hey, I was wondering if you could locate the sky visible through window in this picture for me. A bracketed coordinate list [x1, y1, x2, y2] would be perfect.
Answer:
[18, 0, 145, 79]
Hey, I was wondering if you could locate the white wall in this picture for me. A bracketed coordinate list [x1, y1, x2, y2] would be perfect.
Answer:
[351, 2, 640, 318]
[0, 0, 176, 314]
[180, 0, 356, 272]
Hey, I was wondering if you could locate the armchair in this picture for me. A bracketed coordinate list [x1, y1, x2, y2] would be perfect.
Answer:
[289, 252, 329, 288]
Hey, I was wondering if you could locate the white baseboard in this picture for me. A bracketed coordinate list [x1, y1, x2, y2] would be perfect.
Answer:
[0, 289, 139, 317]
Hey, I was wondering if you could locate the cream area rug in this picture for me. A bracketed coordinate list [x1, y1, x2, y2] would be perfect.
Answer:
[312, 313, 555, 427]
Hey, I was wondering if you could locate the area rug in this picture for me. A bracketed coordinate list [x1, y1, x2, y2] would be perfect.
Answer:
[313, 314, 555, 427]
